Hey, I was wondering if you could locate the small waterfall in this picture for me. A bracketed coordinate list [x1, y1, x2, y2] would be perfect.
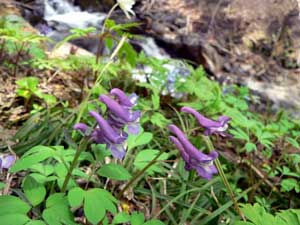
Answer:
[44, 0, 106, 29]
[38, 0, 190, 98]
[138, 37, 170, 60]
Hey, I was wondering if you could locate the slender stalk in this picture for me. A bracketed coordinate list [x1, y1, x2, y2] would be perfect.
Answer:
[117, 151, 164, 199]
[74, 35, 128, 127]
[13, 42, 25, 76]
[0, 40, 6, 61]
[61, 137, 90, 193]
[202, 135, 246, 221]
[95, 3, 119, 65]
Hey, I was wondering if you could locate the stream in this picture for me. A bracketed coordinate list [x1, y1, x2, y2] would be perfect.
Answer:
[23, 0, 190, 98]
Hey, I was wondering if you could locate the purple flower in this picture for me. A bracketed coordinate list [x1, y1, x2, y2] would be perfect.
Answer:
[181, 107, 230, 137]
[74, 112, 128, 159]
[168, 124, 218, 180]
[99, 90, 140, 135]
[110, 88, 138, 108]
[73, 123, 89, 134]
[0, 154, 16, 171]
[74, 88, 141, 159]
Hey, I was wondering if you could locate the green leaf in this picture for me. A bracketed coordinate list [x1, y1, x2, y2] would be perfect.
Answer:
[0, 214, 30, 225]
[287, 138, 300, 148]
[142, 219, 165, 225]
[43, 193, 76, 225]
[84, 189, 118, 224]
[130, 212, 145, 225]
[150, 112, 171, 128]
[230, 128, 249, 141]
[112, 212, 131, 224]
[23, 175, 46, 206]
[134, 149, 168, 175]
[16, 77, 39, 90]
[233, 222, 255, 225]
[127, 132, 153, 150]
[84, 190, 105, 224]
[68, 187, 85, 208]
[25, 220, 47, 225]
[98, 163, 132, 181]
[0, 195, 30, 216]
[10, 146, 54, 172]
[277, 210, 300, 225]
[245, 142, 257, 153]
[0, 182, 5, 189]
[151, 93, 160, 110]
[281, 178, 299, 192]
[240, 203, 267, 225]
[41, 94, 57, 105]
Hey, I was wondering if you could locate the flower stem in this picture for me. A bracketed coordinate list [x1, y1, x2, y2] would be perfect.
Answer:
[202, 135, 246, 221]
[61, 137, 89, 193]
[117, 151, 164, 199]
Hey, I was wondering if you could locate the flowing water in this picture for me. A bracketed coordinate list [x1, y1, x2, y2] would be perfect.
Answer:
[36, 0, 190, 97]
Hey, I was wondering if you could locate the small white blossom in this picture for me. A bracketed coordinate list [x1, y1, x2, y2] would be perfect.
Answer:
[117, 0, 135, 19]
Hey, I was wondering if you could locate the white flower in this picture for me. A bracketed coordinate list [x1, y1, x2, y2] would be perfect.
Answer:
[117, 0, 136, 19]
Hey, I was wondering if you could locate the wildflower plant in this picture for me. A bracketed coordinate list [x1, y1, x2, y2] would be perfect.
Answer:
[74, 88, 140, 159]
[2, 3, 300, 225]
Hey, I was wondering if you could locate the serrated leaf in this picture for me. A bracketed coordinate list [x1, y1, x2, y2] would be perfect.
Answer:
[98, 163, 132, 181]
[245, 142, 257, 153]
[151, 93, 160, 110]
[230, 128, 249, 141]
[150, 112, 170, 128]
[287, 138, 300, 148]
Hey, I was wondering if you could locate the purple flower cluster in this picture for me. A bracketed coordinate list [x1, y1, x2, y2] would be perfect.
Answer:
[168, 106, 231, 180]
[74, 88, 140, 159]
[0, 154, 16, 171]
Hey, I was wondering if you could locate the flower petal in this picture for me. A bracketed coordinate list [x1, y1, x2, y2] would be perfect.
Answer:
[99, 95, 133, 122]
[110, 88, 134, 107]
[168, 124, 214, 162]
[74, 123, 89, 133]
[89, 111, 126, 144]
[1, 155, 16, 169]
[109, 144, 126, 159]
[181, 107, 221, 128]
[169, 136, 189, 163]
[127, 122, 140, 135]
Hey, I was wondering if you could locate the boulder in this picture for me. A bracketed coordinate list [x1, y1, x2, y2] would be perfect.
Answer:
[136, 0, 300, 111]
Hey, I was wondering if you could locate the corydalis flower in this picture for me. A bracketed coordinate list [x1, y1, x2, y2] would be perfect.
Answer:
[0, 154, 16, 171]
[100, 88, 140, 135]
[74, 88, 140, 159]
[181, 107, 230, 137]
[74, 111, 127, 159]
[117, 0, 135, 19]
[168, 124, 218, 180]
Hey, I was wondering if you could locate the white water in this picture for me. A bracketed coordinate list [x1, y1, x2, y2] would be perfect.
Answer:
[138, 37, 170, 59]
[41, 0, 189, 97]
[44, 0, 106, 29]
